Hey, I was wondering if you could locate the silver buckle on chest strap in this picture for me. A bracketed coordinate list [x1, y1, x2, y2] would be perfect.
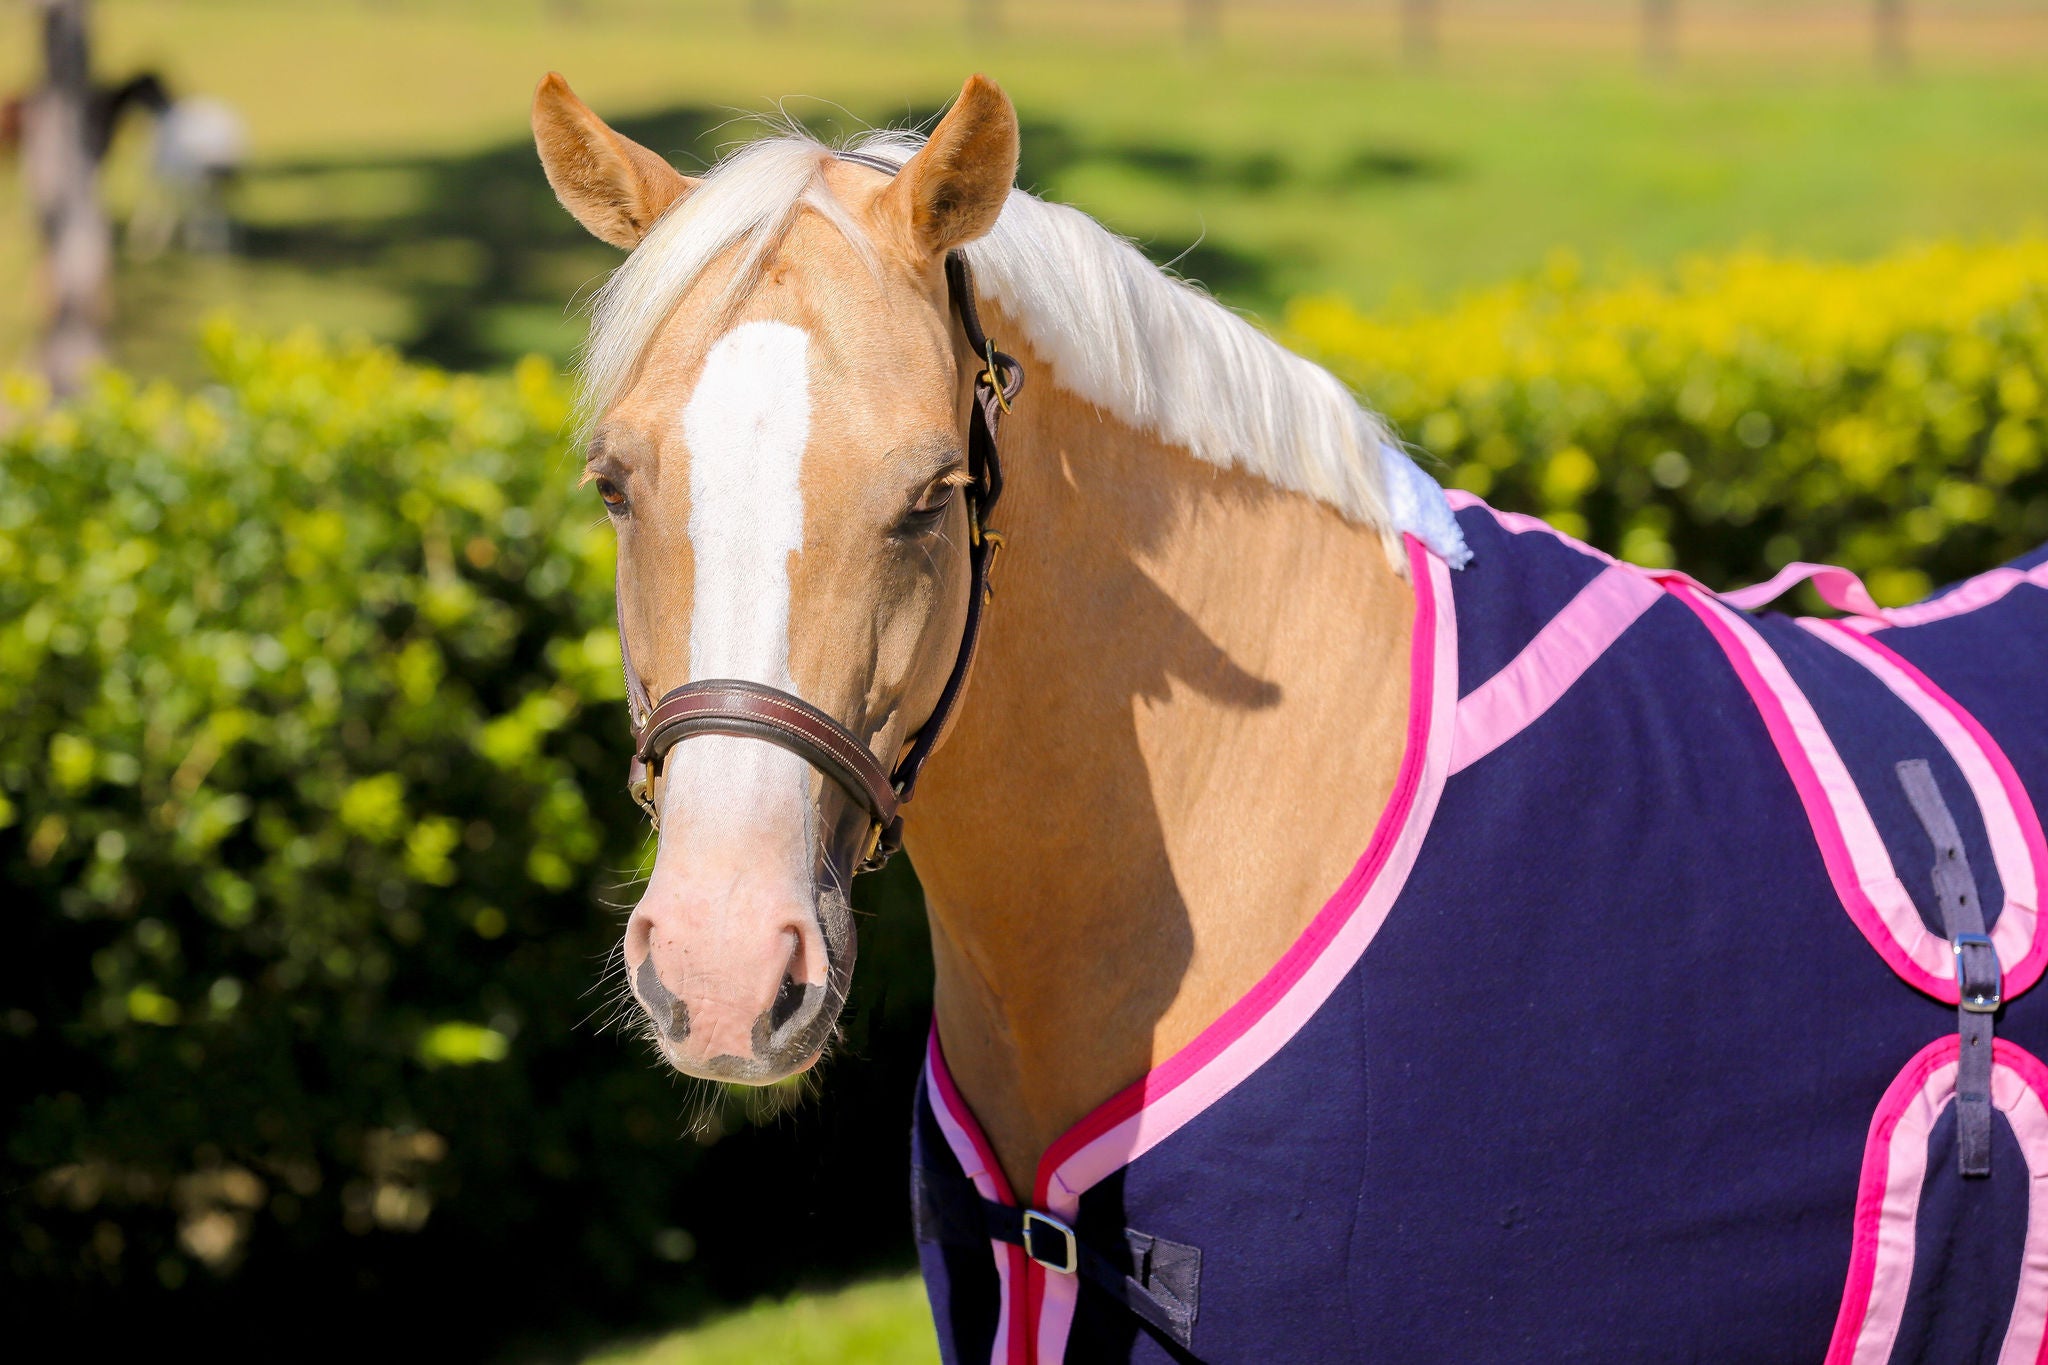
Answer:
[1021, 1209, 1078, 1275]
[1955, 932, 2002, 1013]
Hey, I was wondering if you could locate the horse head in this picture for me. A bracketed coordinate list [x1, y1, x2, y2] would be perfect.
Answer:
[533, 72, 1018, 1084]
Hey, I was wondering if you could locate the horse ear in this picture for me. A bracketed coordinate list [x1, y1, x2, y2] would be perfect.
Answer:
[882, 73, 1018, 258]
[532, 72, 696, 250]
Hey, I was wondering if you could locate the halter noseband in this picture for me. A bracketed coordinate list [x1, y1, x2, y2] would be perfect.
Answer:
[617, 155, 1022, 872]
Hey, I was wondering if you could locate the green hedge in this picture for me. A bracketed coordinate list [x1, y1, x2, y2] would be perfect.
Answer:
[1288, 239, 2048, 597]
[0, 326, 936, 1357]
[8, 237, 2048, 1354]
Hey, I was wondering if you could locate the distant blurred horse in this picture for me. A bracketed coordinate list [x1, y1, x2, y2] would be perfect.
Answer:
[3, 63, 168, 388]
[129, 93, 247, 257]
[3, 70, 247, 259]
[531, 71, 2048, 1363]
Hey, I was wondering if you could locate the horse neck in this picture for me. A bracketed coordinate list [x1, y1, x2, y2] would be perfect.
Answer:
[904, 322, 1417, 1193]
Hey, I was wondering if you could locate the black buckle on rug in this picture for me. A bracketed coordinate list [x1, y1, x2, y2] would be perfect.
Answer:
[914, 1164, 1203, 1349]
[1955, 932, 2002, 1014]
[1022, 1209, 1079, 1275]
[1899, 759, 2000, 1178]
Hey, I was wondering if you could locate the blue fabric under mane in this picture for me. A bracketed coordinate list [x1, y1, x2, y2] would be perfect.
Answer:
[1380, 444, 1471, 568]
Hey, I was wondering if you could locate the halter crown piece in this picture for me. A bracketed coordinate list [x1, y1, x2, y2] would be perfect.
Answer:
[616, 152, 1023, 873]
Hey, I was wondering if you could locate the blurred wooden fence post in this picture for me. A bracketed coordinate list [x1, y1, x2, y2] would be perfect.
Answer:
[1186, 0, 1220, 44]
[1401, 0, 1437, 64]
[968, 0, 1000, 38]
[23, 0, 109, 395]
[1874, 0, 1908, 73]
[1642, 0, 1677, 72]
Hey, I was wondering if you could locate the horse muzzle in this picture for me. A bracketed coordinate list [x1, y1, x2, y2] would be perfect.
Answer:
[626, 873, 855, 1083]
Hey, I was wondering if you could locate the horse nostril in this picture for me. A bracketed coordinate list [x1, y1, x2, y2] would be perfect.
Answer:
[768, 971, 806, 1032]
[635, 955, 690, 1042]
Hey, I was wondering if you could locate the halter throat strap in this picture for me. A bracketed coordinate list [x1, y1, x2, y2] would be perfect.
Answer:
[618, 177, 1021, 871]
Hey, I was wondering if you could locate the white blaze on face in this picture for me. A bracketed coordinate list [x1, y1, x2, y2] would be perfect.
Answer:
[658, 320, 815, 857]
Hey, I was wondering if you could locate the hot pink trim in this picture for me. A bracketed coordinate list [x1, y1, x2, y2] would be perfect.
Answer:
[927, 535, 1454, 1362]
[925, 1030, 1014, 1205]
[1452, 564, 1664, 774]
[1032, 532, 1449, 1195]
[1665, 584, 1956, 999]
[1022, 536, 1460, 1359]
[925, 1030, 1027, 1365]
[1828, 1039, 2048, 1365]
[1801, 618, 2048, 1000]
[1827, 1038, 1955, 1365]
[1449, 493, 2039, 1002]
[1995, 1044, 2048, 1365]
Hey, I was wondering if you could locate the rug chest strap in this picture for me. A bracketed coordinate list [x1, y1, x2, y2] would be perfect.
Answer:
[1897, 759, 2002, 1177]
[912, 1164, 1202, 1350]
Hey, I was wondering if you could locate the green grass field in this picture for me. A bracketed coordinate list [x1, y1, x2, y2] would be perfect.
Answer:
[5, 0, 2048, 379]
[579, 1274, 937, 1365]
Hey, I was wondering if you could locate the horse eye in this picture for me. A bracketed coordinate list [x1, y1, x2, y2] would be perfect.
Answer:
[595, 477, 627, 511]
[911, 479, 957, 517]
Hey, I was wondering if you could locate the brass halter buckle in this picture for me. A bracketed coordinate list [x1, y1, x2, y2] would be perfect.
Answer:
[979, 530, 1006, 603]
[969, 503, 1008, 604]
[981, 339, 1012, 415]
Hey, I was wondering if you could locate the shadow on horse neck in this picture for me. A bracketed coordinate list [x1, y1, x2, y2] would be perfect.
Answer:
[529, 70, 1417, 1194]
[907, 323, 1414, 1192]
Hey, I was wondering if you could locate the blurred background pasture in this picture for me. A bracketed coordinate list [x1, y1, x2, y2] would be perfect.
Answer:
[5, 0, 2048, 376]
[4, 3, 2047, 1362]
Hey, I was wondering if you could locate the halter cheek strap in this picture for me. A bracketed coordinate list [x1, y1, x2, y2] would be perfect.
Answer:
[618, 229, 1021, 873]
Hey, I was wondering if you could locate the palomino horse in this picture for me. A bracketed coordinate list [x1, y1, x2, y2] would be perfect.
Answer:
[533, 73, 2048, 1363]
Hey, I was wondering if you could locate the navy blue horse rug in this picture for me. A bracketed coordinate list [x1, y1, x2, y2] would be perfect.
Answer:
[912, 496, 2048, 1364]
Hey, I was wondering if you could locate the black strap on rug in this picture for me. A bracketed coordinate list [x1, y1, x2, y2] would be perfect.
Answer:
[912, 1164, 1202, 1350]
[1898, 758, 2002, 1177]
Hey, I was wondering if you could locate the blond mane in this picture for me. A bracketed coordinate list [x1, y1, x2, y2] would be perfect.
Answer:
[579, 127, 1409, 535]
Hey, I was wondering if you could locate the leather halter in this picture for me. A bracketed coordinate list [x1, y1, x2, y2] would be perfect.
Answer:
[617, 158, 1021, 872]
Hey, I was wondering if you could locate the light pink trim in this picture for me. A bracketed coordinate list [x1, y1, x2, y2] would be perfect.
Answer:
[1447, 489, 2048, 634]
[1452, 564, 1664, 774]
[1828, 1039, 2048, 1365]
[1030, 1248, 1080, 1365]
[1723, 561, 1890, 621]
[1442, 490, 1720, 600]
[1025, 536, 1460, 1360]
[1730, 557, 2048, 632]
[1887, 560, 2048, 628]
[925, 1031, 1027, 1365]
[1828, 1040, 1956, 1365]
[1665, 584, 1956, 999]
[1428, 495, 2039, 1001]
[1444, 488, 1626, 568]
[1800, 618, 2048, 1000]
[1995, 1044, 2048, 1365]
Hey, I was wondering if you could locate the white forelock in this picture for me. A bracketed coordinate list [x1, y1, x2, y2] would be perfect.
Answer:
[576, 126, 1469, 568]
